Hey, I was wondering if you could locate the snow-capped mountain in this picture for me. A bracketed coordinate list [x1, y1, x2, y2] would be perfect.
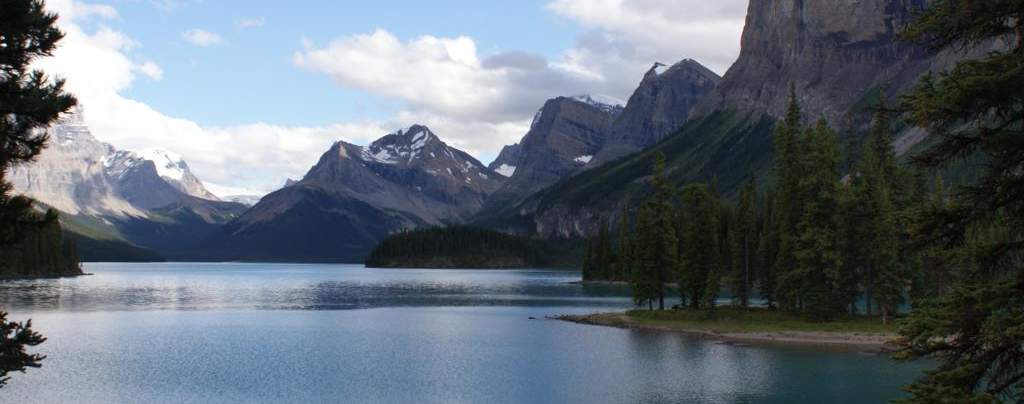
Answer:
[196, 125, 507, 262]
[8, 107, 246, 260]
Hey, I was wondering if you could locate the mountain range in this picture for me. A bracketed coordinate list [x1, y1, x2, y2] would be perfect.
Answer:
[9, 0, 979, 263]
[8, 108, 247, 261]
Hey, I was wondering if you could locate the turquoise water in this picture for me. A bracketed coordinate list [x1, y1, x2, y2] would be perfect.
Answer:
[0, 263, 928, 403]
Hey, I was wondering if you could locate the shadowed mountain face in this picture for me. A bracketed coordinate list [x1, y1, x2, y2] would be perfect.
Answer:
[196, 125, 506, 262]
[591, 59, 721, 165]
[481, 96, 621, 214]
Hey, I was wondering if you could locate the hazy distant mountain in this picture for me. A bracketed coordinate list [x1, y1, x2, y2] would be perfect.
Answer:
[8, 108, 246, 260]
[195, 125, 506, 262]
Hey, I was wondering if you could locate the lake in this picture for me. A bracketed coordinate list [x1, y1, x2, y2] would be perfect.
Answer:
[0, 263, 928, 403]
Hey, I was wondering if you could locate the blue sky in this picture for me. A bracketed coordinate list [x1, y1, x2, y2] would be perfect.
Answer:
[44, 0, 747, 195]
[114, 0, 578, 127]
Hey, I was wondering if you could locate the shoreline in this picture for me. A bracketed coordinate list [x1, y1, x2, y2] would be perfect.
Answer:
[554, 312, 899, 352]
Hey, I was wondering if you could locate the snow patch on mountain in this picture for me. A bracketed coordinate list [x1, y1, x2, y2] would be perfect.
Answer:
[571, 94, 625, 114]
[574, 155, 593, 164]
[494, 164, 516, 177]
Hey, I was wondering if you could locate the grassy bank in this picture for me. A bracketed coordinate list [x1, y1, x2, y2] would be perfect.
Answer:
[558, 307, 900, 348]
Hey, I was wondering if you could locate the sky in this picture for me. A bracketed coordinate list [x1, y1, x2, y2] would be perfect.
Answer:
[38, 0, 748, 196]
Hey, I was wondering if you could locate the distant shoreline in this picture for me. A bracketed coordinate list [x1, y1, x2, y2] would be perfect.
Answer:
[554, 312, 899, 352]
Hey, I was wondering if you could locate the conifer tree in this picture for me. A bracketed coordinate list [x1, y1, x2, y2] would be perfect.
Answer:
[757, 191, 779, 308]
[731, 176, 759, 307]
[791, 119, 844, 321]
[616, 200, 632, 281]
[596, 220, 612, 280]
[896, 3, 1024, 400]
[630, 203, 657, 309]
[0, 0, 77, 246]
[679, 183, 719, 309]
[772, 85, 807, 311]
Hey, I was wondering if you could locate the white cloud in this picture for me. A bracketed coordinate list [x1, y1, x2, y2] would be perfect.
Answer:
[547, 0, 746, 77]
[237, 17, 265, 29]
[137, 60, 163, 80]
[182, 29, 225, 47]
[294, 30, 594, 124]
[37, 2, 386, 195]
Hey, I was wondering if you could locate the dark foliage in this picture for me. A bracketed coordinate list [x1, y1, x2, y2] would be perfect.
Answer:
[366, 226, 571, 269]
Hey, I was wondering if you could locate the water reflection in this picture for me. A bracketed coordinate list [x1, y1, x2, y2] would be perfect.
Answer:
[0, 263, 634, 312]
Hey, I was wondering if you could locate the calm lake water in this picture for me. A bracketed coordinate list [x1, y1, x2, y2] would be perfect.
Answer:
[0, 263, 928, 403]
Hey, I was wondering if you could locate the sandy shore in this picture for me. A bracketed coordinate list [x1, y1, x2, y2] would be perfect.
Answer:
[554, 313, 899, 352]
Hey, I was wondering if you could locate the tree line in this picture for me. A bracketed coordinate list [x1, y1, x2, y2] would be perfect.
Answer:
[366, 225, 560, 268]
[0, 209, 81, 278]
[583, 89, 941, 323]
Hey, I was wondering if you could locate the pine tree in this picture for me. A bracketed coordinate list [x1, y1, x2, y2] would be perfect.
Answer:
[792, 119, 844, 321]
[0, 0, 77, 247]
[896, 3, 1024, 401]
[731, 176, 759, 307]
[757, 191, 779, 308]
[630, 203, 657, 309]
[772, 85, 807, 312]
[616, 200, 632, 281]
[679, 183, 719, 309]
[596, 220, 612, 280]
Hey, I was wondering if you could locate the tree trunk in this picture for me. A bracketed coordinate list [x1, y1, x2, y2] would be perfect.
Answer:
[866, 264, 873, 316]
[659, 294, 664, 310]
[743, 234, 750, 307]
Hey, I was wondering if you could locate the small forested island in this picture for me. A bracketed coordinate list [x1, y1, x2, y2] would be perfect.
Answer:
[365, 226, 575, 268]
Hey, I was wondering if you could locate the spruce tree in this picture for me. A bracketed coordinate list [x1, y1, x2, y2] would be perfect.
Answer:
[896, 2, 1024, 401]
[679, 183, 719, 309]
[758, 191, 779, 308]
[616, 200, 632, 281]
[731, 176, 759, 307]
[791, 119, 844, 321]
[596, 220, 612, 280]
[772, 85, 807, 312]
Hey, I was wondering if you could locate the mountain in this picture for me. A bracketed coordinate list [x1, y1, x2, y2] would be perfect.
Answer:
[480, 96, 622, 214]
[487, 143, 522, 178]
[591, 59, 721, 165]
[194, 125, 506, 262]
[488, 0, 979, 239]
[8, 108, 246, 260]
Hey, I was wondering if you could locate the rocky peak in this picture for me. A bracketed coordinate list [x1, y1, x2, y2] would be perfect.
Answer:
[591, 58, 721, 165]
[481, 95, 619, 211]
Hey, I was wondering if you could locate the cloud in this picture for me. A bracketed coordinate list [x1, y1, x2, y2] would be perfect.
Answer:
[547, 0, 746, 76]
[236, 17, 265, 29]
[293, 30, 594, 123]
[37, 2, 386, 195]
[137, 60, 163, 80]
[182, 29, 225, 47]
